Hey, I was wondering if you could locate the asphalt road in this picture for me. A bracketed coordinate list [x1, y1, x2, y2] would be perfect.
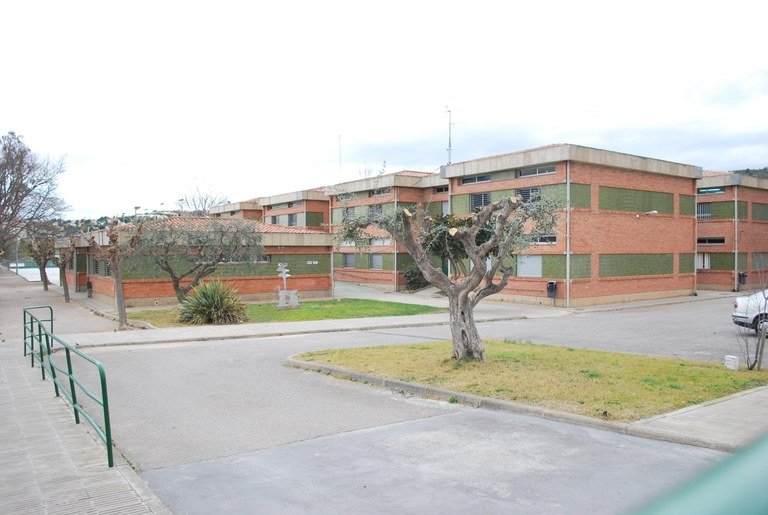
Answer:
[82, 296, 744, 513]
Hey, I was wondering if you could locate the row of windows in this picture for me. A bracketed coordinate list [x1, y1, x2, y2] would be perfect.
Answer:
[341, 253, 384, 269]
[469, 187, 541, 211]
[697, 237, 725, 245]
[270, 214, 298, 226]
[460, 165, 556, 185]
[340, 238, 392, 247]
[697, 187, 725, 195]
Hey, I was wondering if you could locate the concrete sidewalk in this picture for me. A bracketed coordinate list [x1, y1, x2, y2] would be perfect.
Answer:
[0, 269, 169, 514]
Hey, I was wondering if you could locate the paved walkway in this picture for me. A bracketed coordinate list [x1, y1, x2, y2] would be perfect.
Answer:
[0, 269, 169, 514]
[2, 267, 766, 512]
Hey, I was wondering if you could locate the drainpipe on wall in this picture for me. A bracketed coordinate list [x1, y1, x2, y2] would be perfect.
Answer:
[329, 197, 335, 299]
[693, 191, 698, 295]
[393, 185, 398, 292]
[734, 185, 739, 292]
[565, 160, 571, 308]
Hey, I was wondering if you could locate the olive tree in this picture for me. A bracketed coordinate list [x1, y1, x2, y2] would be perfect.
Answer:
[138, 217, 263, 302]
[339, 194, 558, 361]
[25, 221, 61, 291]
[86, 219, 144, 330]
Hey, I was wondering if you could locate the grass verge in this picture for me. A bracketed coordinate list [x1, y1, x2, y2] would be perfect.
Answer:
[297, 339, 768, 422]
[129, 298, 444, 327]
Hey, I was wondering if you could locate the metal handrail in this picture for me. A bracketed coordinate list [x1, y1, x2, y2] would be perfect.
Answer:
[22, 306, 114, 467]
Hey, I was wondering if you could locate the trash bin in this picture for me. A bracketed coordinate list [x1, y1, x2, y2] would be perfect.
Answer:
[86, 281, 93, 298]
[546, 281, 557, 299]
[738, 272, 748, 285]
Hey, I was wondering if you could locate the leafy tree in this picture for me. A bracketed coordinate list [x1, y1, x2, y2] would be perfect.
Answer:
[0, 132, 67, 251]
[138, 218, 263, 302]
[339, 195, 558, 361]
[86, 219, 144, 330]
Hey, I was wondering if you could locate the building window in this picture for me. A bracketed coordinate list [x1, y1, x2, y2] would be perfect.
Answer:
[371, 237, 390, 246]
[697, 237, 725, 245]
[343, 253, 355, 268]
[696, 252, 711, 270]
[518, 165, 556, 177]
[470, 192, 491, 211]
[341, 240, 356, 247]
[270, 216, 278, 224]
[533, 234, 557, 244]
[696, 203, 712, 220]
[517, 255, 542, 277]
[93, 259, 100, 275]
[105, 262, 111, 277]
[442, 200, 450, 215]
[517, 187, 541, 202]
[697, 187, 725, 195]
[435, 185, 449, 193]
[287, 213, 297, 226]
[255, 254, 271, 263]
[368, 204, 383, 217]
[369, 187, 390, 197]
[369, 254, 383, 270]
[287, 201, 294, 208]
[461, 175, 491, 184]
[344, 206, 356, 218]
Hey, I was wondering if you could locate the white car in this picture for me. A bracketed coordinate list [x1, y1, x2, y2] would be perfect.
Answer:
[732, 289, 768, 333]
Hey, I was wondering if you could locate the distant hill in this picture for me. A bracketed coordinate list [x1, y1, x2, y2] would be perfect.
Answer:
[731, 166, 768, 178]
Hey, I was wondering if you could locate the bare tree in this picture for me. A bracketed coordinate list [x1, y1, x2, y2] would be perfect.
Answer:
[87, 219, 144, 330]
[176, 186, 229, 216]
[734, 239, 768, 370]
[0, 132, 67, 251]
[339, 195, 558, 361]
[138, 218, 263, 302]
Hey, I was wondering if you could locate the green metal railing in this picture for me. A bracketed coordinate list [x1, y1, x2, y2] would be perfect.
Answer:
[23, 306, 113, 467]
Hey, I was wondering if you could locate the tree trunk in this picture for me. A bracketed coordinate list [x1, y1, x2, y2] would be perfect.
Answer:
[38, 264, 50, 291]
[112, 265, 129, 330]
[171, 277, 187, 303]
[59, 265, 70, 302]
[448, 293, 485, 360]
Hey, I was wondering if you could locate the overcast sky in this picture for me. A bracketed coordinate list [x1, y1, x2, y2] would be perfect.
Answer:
[3, 1, 767, 219]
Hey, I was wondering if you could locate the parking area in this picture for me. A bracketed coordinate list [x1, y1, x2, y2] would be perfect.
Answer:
[78, 294, 754, 513]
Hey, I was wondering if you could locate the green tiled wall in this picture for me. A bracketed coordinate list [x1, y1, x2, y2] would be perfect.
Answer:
[305, 211, 325, 227]
[705, 201, 748, 220]
[753, 203, 768, 221]
[678, 253, 695, 274]
[752, 253, 768, 270]
[599, 187, 674, 214]
[122, 253, 329, 279]
[679, 195, 695, 216]
[540, 254, 591, 279]
[599, 254, 674, 277]
[708, 252, 747, 271]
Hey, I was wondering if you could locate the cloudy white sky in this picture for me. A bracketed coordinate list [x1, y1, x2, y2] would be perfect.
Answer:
[3, 1, 767, 219]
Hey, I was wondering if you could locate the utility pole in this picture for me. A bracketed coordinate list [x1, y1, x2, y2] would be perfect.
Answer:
[445, 106, 452, 164]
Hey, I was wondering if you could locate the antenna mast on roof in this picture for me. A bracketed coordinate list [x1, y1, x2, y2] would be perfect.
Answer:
[445, 106, 452, 164]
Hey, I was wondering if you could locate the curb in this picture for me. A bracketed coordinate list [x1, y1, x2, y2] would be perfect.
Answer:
[285, 356, 738, 454]
[67, 315, 530, 349]
[69, 296, 151, 330]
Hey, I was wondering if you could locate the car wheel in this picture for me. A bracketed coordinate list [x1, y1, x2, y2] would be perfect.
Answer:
[754, 314, 768, 335]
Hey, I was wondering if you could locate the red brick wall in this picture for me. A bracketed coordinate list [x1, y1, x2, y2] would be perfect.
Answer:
[334, 268, 406, 288]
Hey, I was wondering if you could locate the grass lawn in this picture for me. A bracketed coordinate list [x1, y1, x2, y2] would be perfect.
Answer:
[129, 299, 444, 327]
[297, 339, 768, 422]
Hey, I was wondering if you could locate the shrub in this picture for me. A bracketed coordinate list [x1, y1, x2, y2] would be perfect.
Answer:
[403, 263, 429, 290]
[178, 280, 246, 325]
